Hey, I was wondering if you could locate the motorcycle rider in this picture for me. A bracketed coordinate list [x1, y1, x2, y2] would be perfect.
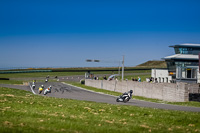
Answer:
[128, 90, 133, 98]
[44, 85, 52, 95]
[38, 85, 44, 94]
[32, 83, 35, 89]
[32, 80, 36, 89]
[116, 90, 133, 102]
[122, 90, 133, 99]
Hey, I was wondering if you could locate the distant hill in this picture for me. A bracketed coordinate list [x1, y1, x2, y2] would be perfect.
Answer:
[136, 60, 167, 68]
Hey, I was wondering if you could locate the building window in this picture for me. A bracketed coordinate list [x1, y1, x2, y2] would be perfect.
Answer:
[175, 61, 198, 67]
[174, 47, 193, 54]
[176, 67, 198, 79]
[166, 61, 176, 72]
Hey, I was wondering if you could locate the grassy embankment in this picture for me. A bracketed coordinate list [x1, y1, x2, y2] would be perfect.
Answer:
[0, 69, 151, 84]
[0, 87, 200, 133]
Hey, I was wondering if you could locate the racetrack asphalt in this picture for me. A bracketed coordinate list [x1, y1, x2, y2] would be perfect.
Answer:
[1, 82, 200, 112]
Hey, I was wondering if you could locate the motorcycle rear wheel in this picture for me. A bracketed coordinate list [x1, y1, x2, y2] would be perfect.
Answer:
[116, 98, 120, 102]
[124, 97, 129, 103]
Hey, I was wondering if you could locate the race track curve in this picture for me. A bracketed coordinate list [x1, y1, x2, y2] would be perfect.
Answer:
[1, 82, 200, 112]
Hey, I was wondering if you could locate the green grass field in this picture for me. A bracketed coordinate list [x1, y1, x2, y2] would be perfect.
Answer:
[0, 69, 150, 78]
[0, 72, 85, 78]
[0, 87, 200, 133]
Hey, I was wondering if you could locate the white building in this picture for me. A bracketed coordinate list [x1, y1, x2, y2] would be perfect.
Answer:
[151, 69, 172, 83]
[152, 43, 200, 83]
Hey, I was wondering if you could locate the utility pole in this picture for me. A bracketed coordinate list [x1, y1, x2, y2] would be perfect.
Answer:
[122, 55, 124, 81]
[118, 61, 120, 76]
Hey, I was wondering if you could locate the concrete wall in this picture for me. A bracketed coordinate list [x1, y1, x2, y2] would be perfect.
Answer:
[188, 84, 200, 93]
[85, 79, 189, 102]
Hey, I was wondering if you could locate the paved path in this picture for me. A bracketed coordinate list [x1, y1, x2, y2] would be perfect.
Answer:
[1, 82, 200, 112]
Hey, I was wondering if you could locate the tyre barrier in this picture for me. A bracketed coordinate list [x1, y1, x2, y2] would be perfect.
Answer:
[0, 70, 52, 74]
[0, 78, 9, 80]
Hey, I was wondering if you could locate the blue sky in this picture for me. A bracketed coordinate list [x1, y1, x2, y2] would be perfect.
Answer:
[0, 0, 200, 68]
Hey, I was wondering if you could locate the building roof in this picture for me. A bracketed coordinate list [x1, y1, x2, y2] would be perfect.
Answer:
[163, 54, 199, 60]
[169, 43, 200, 48]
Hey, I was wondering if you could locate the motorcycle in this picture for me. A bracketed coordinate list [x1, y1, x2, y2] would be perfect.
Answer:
[32, 84, 35, 89]
[38, 85, 44, 94]
[116, 90, 133, 103]
[44, 86, 52, 95]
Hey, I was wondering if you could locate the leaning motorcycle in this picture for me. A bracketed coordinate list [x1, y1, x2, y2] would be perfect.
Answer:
[116, 90, 133, 103]
[38, 87, 43, 94]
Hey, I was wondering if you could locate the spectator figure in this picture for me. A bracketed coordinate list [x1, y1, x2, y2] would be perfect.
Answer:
[149, 77, 153, 82]
[33, 80, 36, 84]
[155, 78, 158, 83]
[90, 74, 92, 79]
[138, 77, 141, 82]
[94, 77, 97, 80]
[103, 76, 107, 80]
[96, 76, 99, 80]
[131, 77, 134, 81]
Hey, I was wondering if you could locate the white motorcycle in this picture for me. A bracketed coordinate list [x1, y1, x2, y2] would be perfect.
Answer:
[44, 86, 52, 95]
[32, 84, 35, 89]
[116, 90, 133, 103]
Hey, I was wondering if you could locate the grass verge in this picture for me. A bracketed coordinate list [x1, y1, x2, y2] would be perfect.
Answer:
[0, 70, 150, 79]
[0, 87, 200, 133]
[0, 72, 85, 78]
[0, 80, 23, 85]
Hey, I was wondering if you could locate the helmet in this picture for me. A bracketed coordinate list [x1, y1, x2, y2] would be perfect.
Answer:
[130, 90, 133, 93]
[41, 85, 44, 88]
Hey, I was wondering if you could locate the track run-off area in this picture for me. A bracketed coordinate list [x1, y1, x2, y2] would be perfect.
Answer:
[0, 82, 200, 112]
